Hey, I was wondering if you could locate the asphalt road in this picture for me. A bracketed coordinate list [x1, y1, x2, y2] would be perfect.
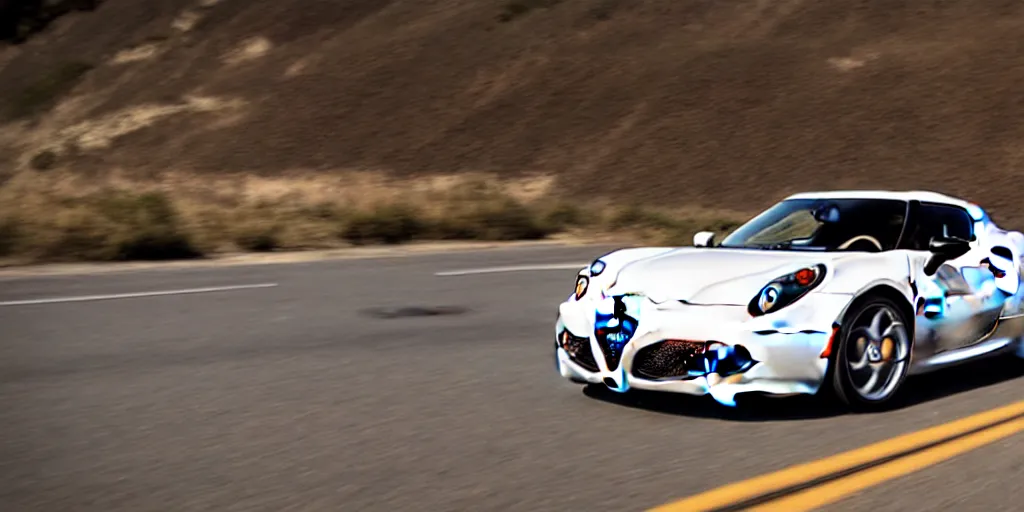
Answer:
[1, 244, 1022, 511]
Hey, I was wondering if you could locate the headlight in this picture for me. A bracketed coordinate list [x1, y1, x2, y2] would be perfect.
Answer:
[748, 265, 826, 316]
[589, 259, 606, 276]
[574, 275, 589, 300]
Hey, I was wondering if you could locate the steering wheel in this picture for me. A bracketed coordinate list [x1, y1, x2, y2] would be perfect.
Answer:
[838, 235, 883, 252]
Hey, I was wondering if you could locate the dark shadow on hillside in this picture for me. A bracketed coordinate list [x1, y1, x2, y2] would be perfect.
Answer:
[1, 0, 103, 44]
[583, 354, 1024, 421]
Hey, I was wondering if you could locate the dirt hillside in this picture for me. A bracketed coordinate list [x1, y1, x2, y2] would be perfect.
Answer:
[3, 0, 1024, 224]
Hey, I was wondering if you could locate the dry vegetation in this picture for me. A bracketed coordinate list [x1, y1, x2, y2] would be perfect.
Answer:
[4, 0, 1024, 263]
[0, 171, 745, 263]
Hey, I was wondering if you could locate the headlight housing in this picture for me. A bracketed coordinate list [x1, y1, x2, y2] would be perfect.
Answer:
[574, 275, 589, 300]
[747, 265, 826, 316]
[573, 259, 606, 300]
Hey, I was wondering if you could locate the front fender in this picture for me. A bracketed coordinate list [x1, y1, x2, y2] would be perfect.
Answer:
[818, 252, 915, 301]
[577, 247, 679, 300]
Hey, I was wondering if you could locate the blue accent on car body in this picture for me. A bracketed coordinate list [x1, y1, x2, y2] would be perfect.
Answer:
[594, 295, 642, 367]
[966, 204, 986, 222]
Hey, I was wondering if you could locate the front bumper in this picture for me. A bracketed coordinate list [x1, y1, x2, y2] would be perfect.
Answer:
[554, 293, 854, 406]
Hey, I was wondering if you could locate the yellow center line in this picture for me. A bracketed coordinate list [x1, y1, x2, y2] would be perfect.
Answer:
[750, 418, 1024, 511]
[649, 400, 1024, 512]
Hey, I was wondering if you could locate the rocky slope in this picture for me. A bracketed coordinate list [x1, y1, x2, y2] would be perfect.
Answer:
[3, 0, 1024, 223]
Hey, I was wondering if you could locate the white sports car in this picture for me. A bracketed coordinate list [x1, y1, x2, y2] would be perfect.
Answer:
[554, 191, 1024, 409]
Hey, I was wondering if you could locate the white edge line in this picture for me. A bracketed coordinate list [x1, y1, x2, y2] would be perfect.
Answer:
[0, 283, 279, 307]
[435, 263, 587, 277]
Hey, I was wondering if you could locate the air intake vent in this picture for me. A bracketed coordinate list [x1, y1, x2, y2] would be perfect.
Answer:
[632, 340, 707, 380]
[558, 330, 599, 372]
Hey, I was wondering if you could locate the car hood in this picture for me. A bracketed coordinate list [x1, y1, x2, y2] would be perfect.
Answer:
[604, 248, 839, 305]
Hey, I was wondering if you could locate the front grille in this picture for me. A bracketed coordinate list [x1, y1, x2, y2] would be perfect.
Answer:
[596, 334, 625, 370]
[592, 295, 642, 371]
[559, 330, 599, 372]
[632, 340, 707, 380]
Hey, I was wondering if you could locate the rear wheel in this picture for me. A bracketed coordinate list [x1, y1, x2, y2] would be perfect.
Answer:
[831, 296, 912, 409]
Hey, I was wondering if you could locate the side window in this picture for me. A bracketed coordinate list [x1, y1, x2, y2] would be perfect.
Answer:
[905, 203, 974, 250]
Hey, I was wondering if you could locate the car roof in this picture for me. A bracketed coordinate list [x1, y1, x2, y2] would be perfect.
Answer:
[784, 190, 974, 209]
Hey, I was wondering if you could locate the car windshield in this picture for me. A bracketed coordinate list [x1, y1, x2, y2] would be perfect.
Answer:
[719, 198, 908, 252]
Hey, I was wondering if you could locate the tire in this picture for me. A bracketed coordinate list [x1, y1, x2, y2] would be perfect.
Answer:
[829, 295, 913, 410]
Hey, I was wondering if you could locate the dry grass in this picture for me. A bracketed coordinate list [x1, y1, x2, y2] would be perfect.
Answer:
[0, 170, 748, 264]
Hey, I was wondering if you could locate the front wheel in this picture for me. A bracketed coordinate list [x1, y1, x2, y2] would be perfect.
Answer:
[830, 296, 913, 410]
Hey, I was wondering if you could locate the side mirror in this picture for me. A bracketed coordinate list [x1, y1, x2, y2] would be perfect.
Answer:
[923, 236, 971, 276]
[693, 231, 716, 248]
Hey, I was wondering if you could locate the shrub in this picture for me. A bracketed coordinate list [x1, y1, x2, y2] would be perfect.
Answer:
[30, 150, 58, 171]
[474, 200, 550, 240]
[341, 205, 424, 245]
[0, 217, 19, 257]
[302, 201, 341, 221]
[24, 191, 201, 262]
[91, 191, 202, 261]
[95, 191, 177, 226]
[543, 203, 587, 231]
[116, 230, 201, 260]
[608, 206, 679, 231]
[234, 225, 280, 252]
[432, 199, 552, 241]
[40, 211, 120, 261]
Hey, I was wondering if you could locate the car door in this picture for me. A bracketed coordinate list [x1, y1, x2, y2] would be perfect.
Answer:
[903, 202, 1005, 354]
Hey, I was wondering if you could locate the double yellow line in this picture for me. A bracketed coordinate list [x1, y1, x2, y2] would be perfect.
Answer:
[650, 400, 1024, 512]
